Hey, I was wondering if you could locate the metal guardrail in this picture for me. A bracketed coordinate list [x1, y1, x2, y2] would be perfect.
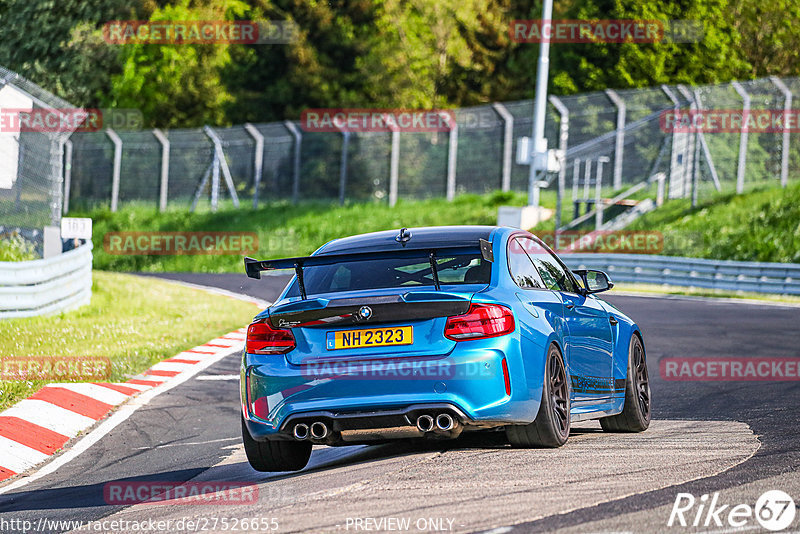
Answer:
[0, 243, 93, 318]
[562, 253, 800, 295]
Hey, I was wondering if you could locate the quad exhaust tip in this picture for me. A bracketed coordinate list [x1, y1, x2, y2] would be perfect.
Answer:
[310, 421, 329, 440]
[416, 414, 435, 433]
[293, 423, 309, 440]
[436, 413, 454, 431]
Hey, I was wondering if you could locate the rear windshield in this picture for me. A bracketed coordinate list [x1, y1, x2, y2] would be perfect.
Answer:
[285, 254, 489, 297]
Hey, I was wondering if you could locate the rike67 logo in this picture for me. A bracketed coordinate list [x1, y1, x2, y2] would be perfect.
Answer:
[669, 490, 796, 531]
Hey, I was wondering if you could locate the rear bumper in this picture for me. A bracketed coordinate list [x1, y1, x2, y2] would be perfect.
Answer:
[241, 335, 544, 442]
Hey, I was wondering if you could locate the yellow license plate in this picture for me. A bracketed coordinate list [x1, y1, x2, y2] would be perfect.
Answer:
[326, 326, 413, 350]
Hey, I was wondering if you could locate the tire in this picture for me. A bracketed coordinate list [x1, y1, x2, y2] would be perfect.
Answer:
[506, 343, 570, 448]
[241, 416, 312, 472]
[600, 334, 651, 432]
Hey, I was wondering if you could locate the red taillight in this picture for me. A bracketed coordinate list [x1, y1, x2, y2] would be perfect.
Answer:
[246, 320, 296, 354]
[444, 304, 515, 341]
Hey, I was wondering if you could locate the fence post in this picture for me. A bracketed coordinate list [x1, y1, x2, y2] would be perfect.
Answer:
[204, 126, 240, 209]
[444, 112, 458, 201]
[210, 142, 220, 211]
[284, 121, 302, 204]
[106, 128, 122, 212]
[677, 85, 698, 199]
[571, 159, 581, 221]
[491, 103, 514, 192]
[152, 129, 170, 212]
[387, 118, 400, 207]
[770, 76, 792, 188]
[48, 136, 64, 226]
[549, 95, 569, 232]
[244, 124, 264, 208]
[661, 85, 683, 198]
[62, 139, 72, 215]
[605, 89, 626, 190]
[691, 89, 722, 192]
[338, 129, 351, 205]
[731, 81, 750, 194]
[595, 156, 609, 229]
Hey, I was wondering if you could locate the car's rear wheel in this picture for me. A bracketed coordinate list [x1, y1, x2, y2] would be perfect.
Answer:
[506, 343, 570, 448]
[600, 334, 650, 432]
[241, 416, 312, 472]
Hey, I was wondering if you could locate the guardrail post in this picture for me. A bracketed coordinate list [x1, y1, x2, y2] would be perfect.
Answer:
[387, 119, 400, 207]
[770, 76, 792, 188]
[338, 129, 351, 205]
[549, 96, 569, 232]
[244, 124, 264, 208]
[444, 112, 458, 201]
[62, 139, 72, 215]
[284, 121, 302, 204]
[731, 81, 750, 194]
[204, 126, 240, 209]
[105, 128, 122, 212]
[491, 103, 514, 192]
[605, 89, 626, 190]
[153, 129, 170, 212]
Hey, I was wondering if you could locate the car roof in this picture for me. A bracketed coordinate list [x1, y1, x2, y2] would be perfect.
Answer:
[316, 226, 501, 255]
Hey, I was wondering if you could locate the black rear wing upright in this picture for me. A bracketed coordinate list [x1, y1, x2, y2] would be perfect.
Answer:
[244, 239, 493, 299]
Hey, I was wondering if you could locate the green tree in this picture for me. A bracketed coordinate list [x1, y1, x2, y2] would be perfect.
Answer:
[104, 0, 248, 127]
[0, 0, 139, 106]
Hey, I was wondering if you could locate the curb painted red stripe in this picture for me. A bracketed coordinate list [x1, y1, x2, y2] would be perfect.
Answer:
[29, 387, 113, 420]
[0, 467, 16, 482]
[185, 349, 216, 355]
[0, 416, 69, 455]
[163, 358, 200, 364]
[127, 379, 163, 387]
[203, 343, 230, 348]
[144, 370, 181, 378]
[94, 383, 139, 396]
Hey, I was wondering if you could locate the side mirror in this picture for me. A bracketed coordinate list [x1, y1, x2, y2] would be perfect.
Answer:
[573, 269, 614, 294]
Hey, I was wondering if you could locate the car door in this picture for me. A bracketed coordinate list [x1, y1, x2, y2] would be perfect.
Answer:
[519, 237, 614, 401]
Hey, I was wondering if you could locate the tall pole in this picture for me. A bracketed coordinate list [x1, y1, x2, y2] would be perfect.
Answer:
[527, 0, 553, 207]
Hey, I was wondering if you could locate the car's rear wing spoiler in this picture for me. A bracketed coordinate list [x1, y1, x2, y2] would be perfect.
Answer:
[244, 239, 493, 299]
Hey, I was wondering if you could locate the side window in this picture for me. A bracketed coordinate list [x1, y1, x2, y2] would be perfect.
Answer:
[522, 238, 580, 293]
[507, 237, 544, 289]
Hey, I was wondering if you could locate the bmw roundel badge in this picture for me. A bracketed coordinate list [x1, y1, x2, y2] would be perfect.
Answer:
[358, 306, 373, 321]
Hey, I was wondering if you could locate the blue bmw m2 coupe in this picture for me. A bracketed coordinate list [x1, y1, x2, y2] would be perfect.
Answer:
[240, 226, 650, 471]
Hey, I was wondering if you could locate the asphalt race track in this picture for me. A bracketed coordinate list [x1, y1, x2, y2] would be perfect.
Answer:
[1, 272, 798, 533]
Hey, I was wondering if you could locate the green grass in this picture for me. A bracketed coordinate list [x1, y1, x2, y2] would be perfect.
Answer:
[628, 181, 800, 263]
[0, 271, 259, 411]
[75, 191, 529, 272]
